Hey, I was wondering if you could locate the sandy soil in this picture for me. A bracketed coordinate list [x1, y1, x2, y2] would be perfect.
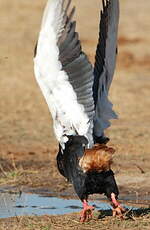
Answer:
[0, 0, 150, 228]
[0, 211, 150, 230]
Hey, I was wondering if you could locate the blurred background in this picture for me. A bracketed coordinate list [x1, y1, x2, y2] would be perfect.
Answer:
[0, 0, 150, 194]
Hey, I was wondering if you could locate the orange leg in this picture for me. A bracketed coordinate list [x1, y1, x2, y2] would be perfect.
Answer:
[111, 193, 126, 219]
[80, 200, 95, 222]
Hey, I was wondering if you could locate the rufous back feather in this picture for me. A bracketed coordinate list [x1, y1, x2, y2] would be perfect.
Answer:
[79, 144, 115, 173]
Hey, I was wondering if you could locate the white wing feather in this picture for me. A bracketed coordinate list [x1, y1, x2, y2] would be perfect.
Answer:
[34, 0, 89, 147]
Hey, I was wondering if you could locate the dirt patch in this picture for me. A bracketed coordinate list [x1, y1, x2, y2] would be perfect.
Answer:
[0, 210, 150, 230]
[118, 37, 143, 46]
[118, 51, 150, 69]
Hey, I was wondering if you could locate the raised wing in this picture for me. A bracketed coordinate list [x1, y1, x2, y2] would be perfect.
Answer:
[34, 0, 94, 148]
[93, 0, 119, 137]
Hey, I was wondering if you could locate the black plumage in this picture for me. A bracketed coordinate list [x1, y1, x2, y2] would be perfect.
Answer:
[57, 136, 119, 201]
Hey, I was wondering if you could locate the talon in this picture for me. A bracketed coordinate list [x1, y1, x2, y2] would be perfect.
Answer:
[80, 200, 95, 222]
[113, 206, 125, 219]
[111, 193, 125, 219]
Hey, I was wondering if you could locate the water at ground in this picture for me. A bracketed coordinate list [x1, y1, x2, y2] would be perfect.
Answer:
[0, 189, 149, 219]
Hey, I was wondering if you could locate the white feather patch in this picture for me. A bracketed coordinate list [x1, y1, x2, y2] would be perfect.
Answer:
[34, 0, 89, 146]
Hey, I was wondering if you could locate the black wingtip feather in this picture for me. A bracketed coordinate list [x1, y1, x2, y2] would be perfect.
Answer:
[102, 0, 105, 10]
[93, 0, 119, 105]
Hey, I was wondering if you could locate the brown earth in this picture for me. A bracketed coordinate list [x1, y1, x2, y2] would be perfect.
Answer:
[0, 211, 150, 230]
[0, 0, 150, 229]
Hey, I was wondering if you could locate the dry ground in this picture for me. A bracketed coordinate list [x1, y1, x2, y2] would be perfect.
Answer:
[0, 0, 150, 229]
[0, 211, 150, 230]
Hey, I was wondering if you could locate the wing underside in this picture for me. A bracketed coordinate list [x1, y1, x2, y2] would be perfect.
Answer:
[34, 0, 95, 147]
[34, 0, 119, 147]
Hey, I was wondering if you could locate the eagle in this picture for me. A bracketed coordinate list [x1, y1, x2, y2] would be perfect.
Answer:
[34, 0, 125, 222]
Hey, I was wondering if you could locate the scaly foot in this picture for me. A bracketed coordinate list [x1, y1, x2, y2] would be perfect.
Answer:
[80, 200, 95, 222]
[111, 193, 126, 219]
